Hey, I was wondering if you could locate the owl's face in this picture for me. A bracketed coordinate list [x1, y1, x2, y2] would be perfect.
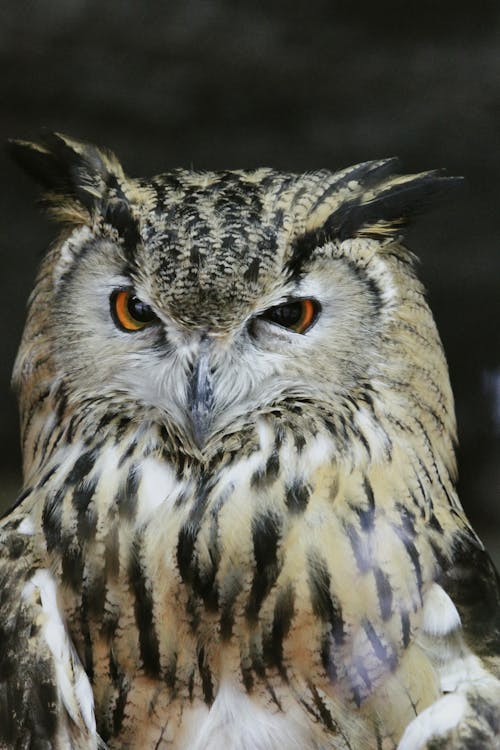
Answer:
[48, 180, 381, 450]
[12, 135, 459, 461]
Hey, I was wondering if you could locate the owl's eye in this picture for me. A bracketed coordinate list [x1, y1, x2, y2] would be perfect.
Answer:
[111, 290, 158, 332]
[260, 298, 320, 334]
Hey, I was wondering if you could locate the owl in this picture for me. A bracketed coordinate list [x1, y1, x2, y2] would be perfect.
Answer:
[1, 133, 499, 750]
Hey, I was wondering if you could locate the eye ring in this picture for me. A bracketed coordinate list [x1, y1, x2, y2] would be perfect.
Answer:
[259, 298, 320, 334]
[111, 289, 158, 332]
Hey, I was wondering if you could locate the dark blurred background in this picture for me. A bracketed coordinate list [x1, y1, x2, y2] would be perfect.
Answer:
[1, 1, 499, 562]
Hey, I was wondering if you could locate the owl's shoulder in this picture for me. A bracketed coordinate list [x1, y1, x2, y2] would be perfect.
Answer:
[0, 511, 98, 748]
[440, 527, 500, 668]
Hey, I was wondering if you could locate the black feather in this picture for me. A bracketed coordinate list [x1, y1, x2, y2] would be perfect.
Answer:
[7, 133, 143, 254]
[288, 166, 464, 277]
[442, 531, 500, 659]
[308, 158, 402, 215]
[7, 132, 111, 211]
[326, 171, 465, 241]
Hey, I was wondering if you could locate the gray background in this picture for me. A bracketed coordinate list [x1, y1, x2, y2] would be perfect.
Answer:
[1, 1, 499, 563]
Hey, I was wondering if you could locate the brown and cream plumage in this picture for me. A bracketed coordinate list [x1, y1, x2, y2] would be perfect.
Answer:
[1, 133, 499, 749]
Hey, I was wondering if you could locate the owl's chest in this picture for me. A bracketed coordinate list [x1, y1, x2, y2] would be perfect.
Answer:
[118, 681, 325, 750]
[54, 437, 341, 744]
[54, 432, 432, 748]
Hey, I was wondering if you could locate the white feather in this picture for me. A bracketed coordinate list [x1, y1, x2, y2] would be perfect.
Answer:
[421, 583, 461, 636]
[179, 680, 313, 750]
[354, 406, 392, 462]
[438, 653, 492, 694]
[301, 431, 335, 471]
[21, 569, 96, 736]
[420, 584, 492, 694]
[17, 516, 35, 535]
[54, 226, 94, 290]
[397, 693, 467, 750]
[136, 457, 184, 525]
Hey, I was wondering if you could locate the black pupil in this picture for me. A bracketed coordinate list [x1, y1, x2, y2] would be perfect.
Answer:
[127, 295, 154, 323]
[267, 302, 303, 327]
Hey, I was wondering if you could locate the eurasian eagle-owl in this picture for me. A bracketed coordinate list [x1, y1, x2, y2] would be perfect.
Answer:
[1, 133, 499, 749]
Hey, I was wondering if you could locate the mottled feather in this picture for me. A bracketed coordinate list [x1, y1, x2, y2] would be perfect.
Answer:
[1, 134, 498, 749]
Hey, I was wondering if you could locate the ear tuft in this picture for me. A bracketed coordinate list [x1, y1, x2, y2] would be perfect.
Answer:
[323, 165, 465, 242]
[7, 132, 127, 223]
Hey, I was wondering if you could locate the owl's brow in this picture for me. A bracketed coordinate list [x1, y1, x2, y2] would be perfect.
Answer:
[287, 199, 381, 277]
[100, 173, 142, 258]
[103, 199, 141, 257]
[285, 230, 329, 279]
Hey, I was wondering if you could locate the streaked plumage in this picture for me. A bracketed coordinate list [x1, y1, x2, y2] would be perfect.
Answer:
[1, 133, 499, 749]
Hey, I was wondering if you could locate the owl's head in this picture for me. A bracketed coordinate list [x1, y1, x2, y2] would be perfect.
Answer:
[10, 134, 461, 468]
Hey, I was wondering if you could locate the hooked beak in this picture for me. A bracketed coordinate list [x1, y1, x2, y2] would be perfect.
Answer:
[187, 351, 215, 448]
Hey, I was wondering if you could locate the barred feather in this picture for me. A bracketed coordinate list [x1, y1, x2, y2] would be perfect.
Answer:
[1, 134, 497, 749]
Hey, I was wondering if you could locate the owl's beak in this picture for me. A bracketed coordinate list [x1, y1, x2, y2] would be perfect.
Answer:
[187, 351, 215, 448]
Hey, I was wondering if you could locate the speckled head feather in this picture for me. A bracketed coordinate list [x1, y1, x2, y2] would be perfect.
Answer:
[9, 134, 461, 332]
[2, 134, 499, 750]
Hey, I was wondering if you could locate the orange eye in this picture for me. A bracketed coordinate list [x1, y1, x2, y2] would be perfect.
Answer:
[260, 298, 320, 334]
[111, 290, 158, 332]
